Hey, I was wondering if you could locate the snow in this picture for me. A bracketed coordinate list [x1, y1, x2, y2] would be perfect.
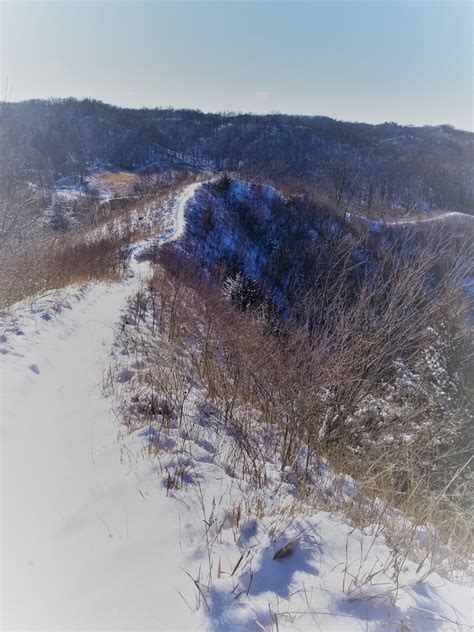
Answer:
[1, 181, 472, 631]
[110, 252, 473, 630]
[0, 184, 203, 630]
[109, 359, 473, 631]
[346, 210, 474, 229]
[169, 181, 204, 242]
[384, 211, 473, 226]
[1, 277, 196, 630]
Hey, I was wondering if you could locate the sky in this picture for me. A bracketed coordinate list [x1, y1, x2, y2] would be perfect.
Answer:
[1, 1, 472, 130]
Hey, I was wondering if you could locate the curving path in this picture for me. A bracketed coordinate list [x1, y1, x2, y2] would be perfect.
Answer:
[0, 184, 203, 630]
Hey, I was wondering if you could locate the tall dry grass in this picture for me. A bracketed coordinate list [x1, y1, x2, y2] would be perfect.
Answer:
[0, 170, 206, 309]
[0, 232, 129, 309]
[112, 233, 472, 560]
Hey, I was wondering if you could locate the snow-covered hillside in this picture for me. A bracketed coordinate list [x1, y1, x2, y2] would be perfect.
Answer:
[0, 183, 472, 631]
[109, 270, 473, 631]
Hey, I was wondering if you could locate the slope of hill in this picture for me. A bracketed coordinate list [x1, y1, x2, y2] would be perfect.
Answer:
[1, 182, 472, 631]
[2, 98, 473, 219]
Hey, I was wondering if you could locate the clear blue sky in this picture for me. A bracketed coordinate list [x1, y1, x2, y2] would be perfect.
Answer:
[1, 1, 472, 130]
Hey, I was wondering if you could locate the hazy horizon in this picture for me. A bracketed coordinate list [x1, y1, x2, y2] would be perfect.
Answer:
[1, 1, 473, 131]
[7, 94, 474, 133]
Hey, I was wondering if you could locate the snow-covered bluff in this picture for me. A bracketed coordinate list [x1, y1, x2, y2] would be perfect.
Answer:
[0, 181, 472, 631]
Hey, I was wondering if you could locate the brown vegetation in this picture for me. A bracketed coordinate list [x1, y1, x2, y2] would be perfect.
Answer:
[113, 231, 473, 560]
[0, 232, 127, 308]
[0, 170, 202, 309]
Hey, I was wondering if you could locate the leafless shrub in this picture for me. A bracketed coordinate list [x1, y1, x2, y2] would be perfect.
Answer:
[110, 220, 472, 566]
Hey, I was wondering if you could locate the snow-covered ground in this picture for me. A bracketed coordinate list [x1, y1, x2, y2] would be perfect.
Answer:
[0, 185, 203, 630]
[1, 182, 472, 631]
[1, 279, 199, 630]
[382, 211, 473, 225]
[168, 181, 203, 242]
[346, 210, 474, 230]
[109, 261, 473, 631]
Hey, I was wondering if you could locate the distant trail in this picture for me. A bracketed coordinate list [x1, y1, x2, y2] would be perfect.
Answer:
[381, 211, 473, 226]
[0, 182, 203, 630]
[169, 181, 204, 242]
[347, 210, 474, 228]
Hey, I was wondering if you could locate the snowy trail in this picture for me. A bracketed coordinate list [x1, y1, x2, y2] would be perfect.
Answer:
[169, 181, 203, 242]
[0, 184, 202, 630]
[347, 210, 473, 228]
[382, 211, 473, 225]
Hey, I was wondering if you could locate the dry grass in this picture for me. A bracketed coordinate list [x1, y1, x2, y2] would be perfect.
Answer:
[88, 170, 139, 196]
[0, 232, 128, 308]
[0, 171, 205, 309]
[87, 170, 200, 230]
[109, 244, 472, 566]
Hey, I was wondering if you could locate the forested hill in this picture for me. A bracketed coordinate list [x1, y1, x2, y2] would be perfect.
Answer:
[2, 98, 473, 215]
